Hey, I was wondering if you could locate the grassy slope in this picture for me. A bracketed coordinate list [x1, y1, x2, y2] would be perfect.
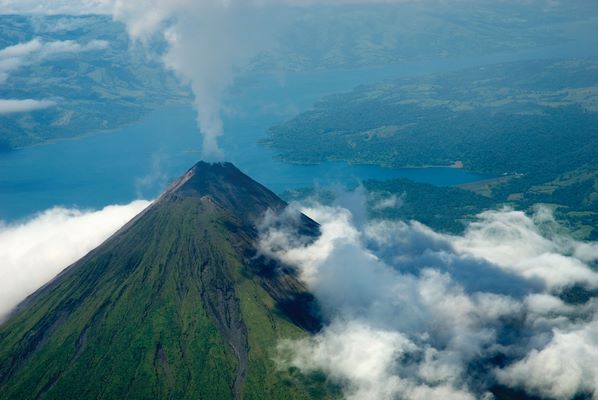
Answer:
[0, 195, 336, 400]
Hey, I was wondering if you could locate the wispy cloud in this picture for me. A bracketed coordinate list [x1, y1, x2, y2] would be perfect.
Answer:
[0, 98, 56, 114]
[135, 153, 170, 198]
[0, 200, 150, 321]
[0, 38, 109, 84]
[261, 203, 598, 400]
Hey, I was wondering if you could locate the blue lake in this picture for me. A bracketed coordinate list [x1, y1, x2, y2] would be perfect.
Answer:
[0, 106, 490, 221]
[2, 32, 597, 221]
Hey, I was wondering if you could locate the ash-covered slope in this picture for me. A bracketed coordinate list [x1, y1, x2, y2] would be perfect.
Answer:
[0, 161, 333, 400]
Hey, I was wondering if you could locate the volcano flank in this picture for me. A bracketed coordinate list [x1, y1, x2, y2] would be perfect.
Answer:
[0, 161, 335, 400]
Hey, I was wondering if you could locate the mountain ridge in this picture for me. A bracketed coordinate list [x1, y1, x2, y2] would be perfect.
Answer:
[0, 161, 333, 400]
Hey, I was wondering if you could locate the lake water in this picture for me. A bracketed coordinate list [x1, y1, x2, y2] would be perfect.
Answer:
[0, 106, 489, 220]
[2, 31, 597, 221]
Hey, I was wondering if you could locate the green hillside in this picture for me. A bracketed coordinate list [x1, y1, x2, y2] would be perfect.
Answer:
[266, 58, 598, 238]
[0, 162, 337, 400]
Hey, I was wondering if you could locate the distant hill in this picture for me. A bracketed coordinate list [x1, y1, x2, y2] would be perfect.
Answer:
[0, 161, 337, 400]
[267, 58, 598, 239]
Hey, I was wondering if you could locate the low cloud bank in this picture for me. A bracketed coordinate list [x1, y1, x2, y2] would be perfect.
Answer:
[0, 200, 150, 321]
[260, 204, 598, 399]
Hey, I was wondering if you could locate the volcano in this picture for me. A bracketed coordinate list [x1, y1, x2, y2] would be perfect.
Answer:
[0, 162, 335, 400]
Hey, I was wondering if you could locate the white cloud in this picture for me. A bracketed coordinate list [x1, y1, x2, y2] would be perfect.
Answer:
[280, 321, 481, 400]
[496, 319, 598, 400]
[280, 321, 477, 400]
[0, 38, 109, 84]
[135, 153, 170, 198]
[453, 209, 598, 290]
[0, 39, 41, 83]
[39, 38, 109, 55]
[0, 200, 150, 321]
[0, 98, 56, 114]
[371, 193, 403, 211]
[260, 204, 598, 400]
